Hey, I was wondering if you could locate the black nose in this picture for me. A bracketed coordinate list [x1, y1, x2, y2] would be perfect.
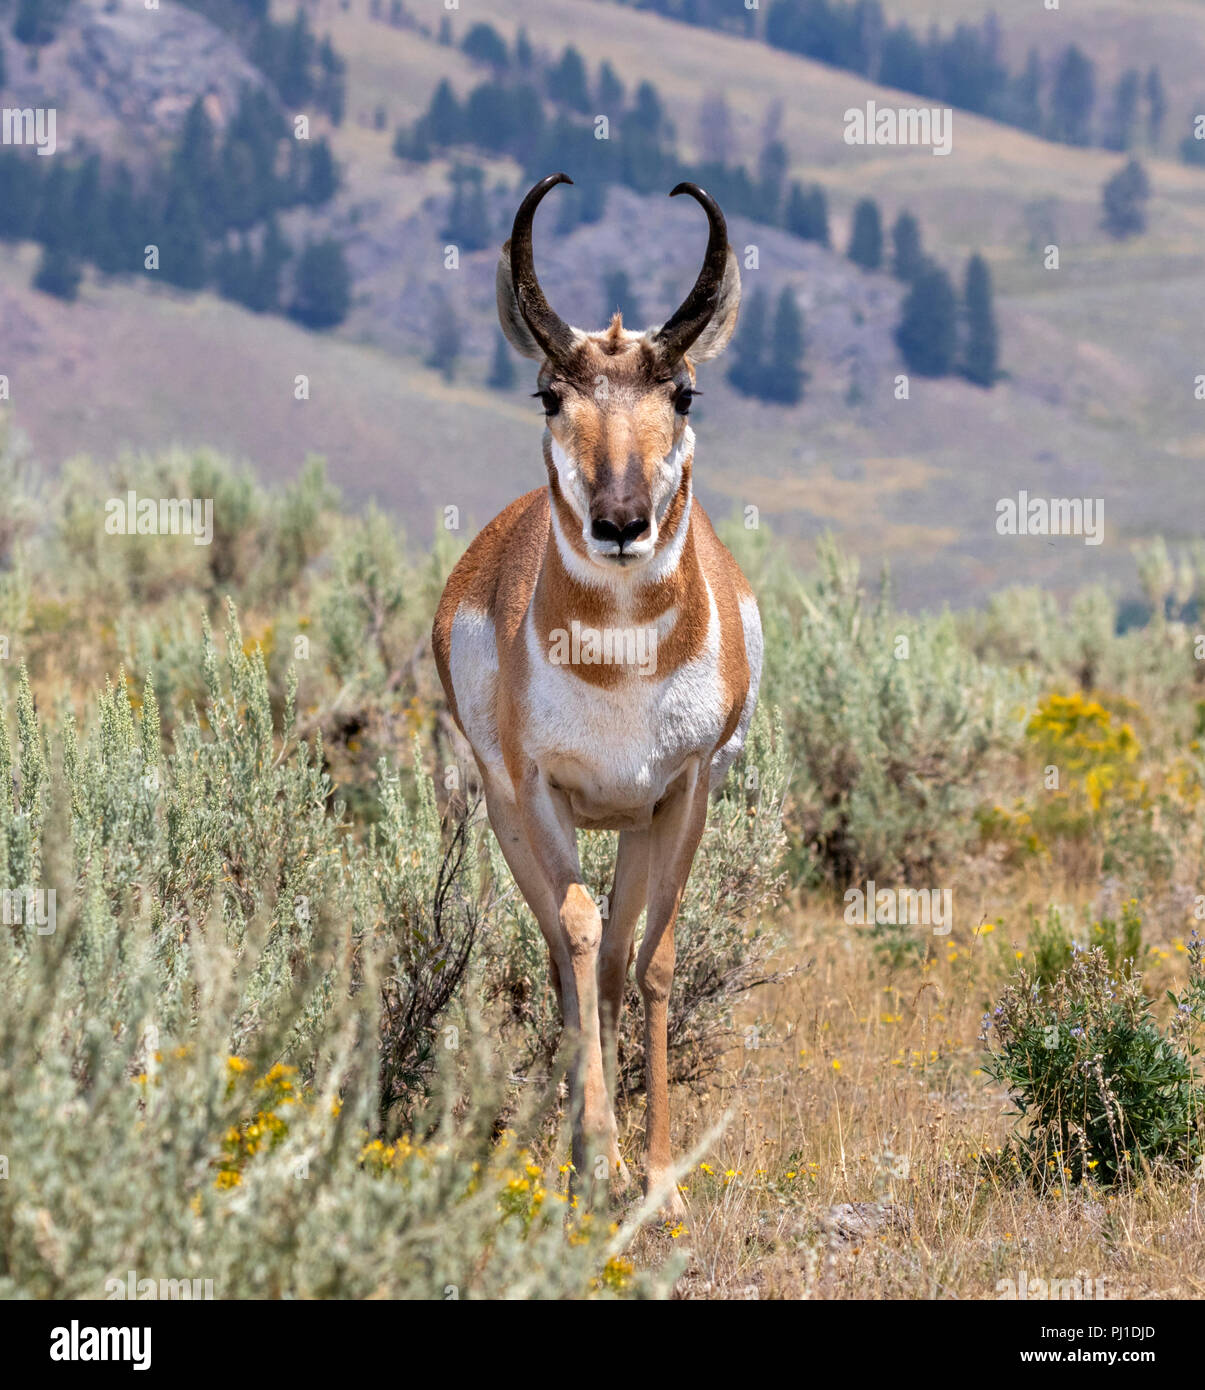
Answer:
[591, 515, 650, 550]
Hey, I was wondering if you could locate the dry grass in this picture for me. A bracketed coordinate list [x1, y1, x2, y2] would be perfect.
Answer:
[604, 872, 1205, 1299]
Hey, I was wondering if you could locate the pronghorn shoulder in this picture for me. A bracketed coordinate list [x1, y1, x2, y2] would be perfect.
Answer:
[687, 501, 758, 706]
[432, 488, 549, 721]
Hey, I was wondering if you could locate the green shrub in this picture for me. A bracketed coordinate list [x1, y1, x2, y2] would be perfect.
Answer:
[1025, 901, 1144, 988]
[983, 941, 1205, 1186]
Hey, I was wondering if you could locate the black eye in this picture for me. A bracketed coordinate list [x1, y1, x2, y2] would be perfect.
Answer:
[533, 389, 560, 417]
[674, 387, 697, 415]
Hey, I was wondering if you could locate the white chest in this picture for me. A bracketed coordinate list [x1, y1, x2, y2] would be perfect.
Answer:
[518, 585, 728, 820]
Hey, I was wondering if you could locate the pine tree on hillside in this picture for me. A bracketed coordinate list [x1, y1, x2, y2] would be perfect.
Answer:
[34, 163, 72, 249]
[486, 329, 517, 390]
[441, 165, 491, 252]
[94, 163, 140, 275]
[1146, 66, 1167, 148]
[961, 253, 998, 387]
[699, 91, 732, 166]
[1101, 158, 1150, 239]
[33, 243, 81, 301]
[764, 287, 808, 405]
[890, 211, 924, 282]
[1010, 48, 1043, 134]
[596, 60, 625, 113]
[427, 289, 461, 381]
[304, 137, 338, 206]
[461, 22, 508, 71]
[289, 238, 351, 329]
[1050, 44, 1096, 146]
[784, 183, 809, 240]
[159, 187, 209, 290]
[756, 138, 788, 225]
[215, 235, 258, 308]
[847, 198, 882, 270]
[546, 46, 591, 113]
[1105, 68, 1141, 152]
[894, 263, 957, 378]
[726, 284, 769, 398]
[254, 216, 292, 313]
[15, 0, 68, 45]
[426, 80, 463, 146]
[807, 185, 830, 246]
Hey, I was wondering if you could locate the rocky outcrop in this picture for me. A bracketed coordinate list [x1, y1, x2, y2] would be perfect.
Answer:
[2, 0, 268, 158]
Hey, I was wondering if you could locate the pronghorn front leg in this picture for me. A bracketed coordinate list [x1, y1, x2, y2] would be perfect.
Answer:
[597, 827, 650, 1192]
[512, 770, 612, 1195]
[636, 761, 710, 1222]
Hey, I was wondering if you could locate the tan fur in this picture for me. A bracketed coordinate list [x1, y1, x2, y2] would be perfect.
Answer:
[432, 242, 756, 1219]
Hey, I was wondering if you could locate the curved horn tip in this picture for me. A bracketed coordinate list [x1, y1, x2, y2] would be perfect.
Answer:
[669, 181, 703, 199]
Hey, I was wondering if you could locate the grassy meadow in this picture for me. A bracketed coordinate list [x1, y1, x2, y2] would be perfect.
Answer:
[3, 437, 1205, 1298]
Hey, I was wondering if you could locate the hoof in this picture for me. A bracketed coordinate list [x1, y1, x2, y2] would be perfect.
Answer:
[646, 1172, 687, 1225]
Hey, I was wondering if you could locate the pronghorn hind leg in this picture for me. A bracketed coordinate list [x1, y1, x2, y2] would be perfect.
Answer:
[597, 827, 650, 1195]
[636, 762, 710, 1223]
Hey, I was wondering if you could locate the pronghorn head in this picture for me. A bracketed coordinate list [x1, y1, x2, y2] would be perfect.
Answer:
[497, 173, 741, 573]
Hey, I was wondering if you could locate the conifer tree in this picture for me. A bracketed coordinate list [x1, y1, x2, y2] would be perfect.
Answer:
[726, 284, 769, 397]
[1050, 44, 1096, 146]
[427, 289, 461, 381]
[487, 329, 516, 390]
[765, 287, 807, 404]
[894, 263, 957, 377]
[847, 198, 883, 270]
[1101, 158, 1150, 239]
[1146, 66, 1167, 147]
[961, 253, 998, 387]
[890, 211, 924, 281]
[289, 238, 351, 329]
[33, 243, 81, 301]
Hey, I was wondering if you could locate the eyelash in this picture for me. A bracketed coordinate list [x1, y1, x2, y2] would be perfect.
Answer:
[533, 389, 559, 416]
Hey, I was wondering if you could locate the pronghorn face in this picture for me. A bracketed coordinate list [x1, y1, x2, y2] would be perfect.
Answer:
[497, 174, 741, 573]
[534, 324, 695, 570]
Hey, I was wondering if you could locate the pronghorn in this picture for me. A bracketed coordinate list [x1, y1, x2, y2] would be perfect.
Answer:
[432, 173, 761, 1218]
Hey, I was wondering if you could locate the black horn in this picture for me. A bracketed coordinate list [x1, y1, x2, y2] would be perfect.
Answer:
[509, 172, 576, 363]
[654, 182, 730, 363]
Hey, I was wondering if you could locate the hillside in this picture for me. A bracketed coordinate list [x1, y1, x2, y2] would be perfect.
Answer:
[2, 0, 1204, 607]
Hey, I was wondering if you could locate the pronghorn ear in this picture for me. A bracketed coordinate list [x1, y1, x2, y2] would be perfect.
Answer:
[684, 247, 741, 363]
[496, 239, 545, 360]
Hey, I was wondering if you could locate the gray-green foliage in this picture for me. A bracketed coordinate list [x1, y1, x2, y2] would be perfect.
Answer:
[730, 531, 1031, 885]
[0, 611, 666, 1298]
